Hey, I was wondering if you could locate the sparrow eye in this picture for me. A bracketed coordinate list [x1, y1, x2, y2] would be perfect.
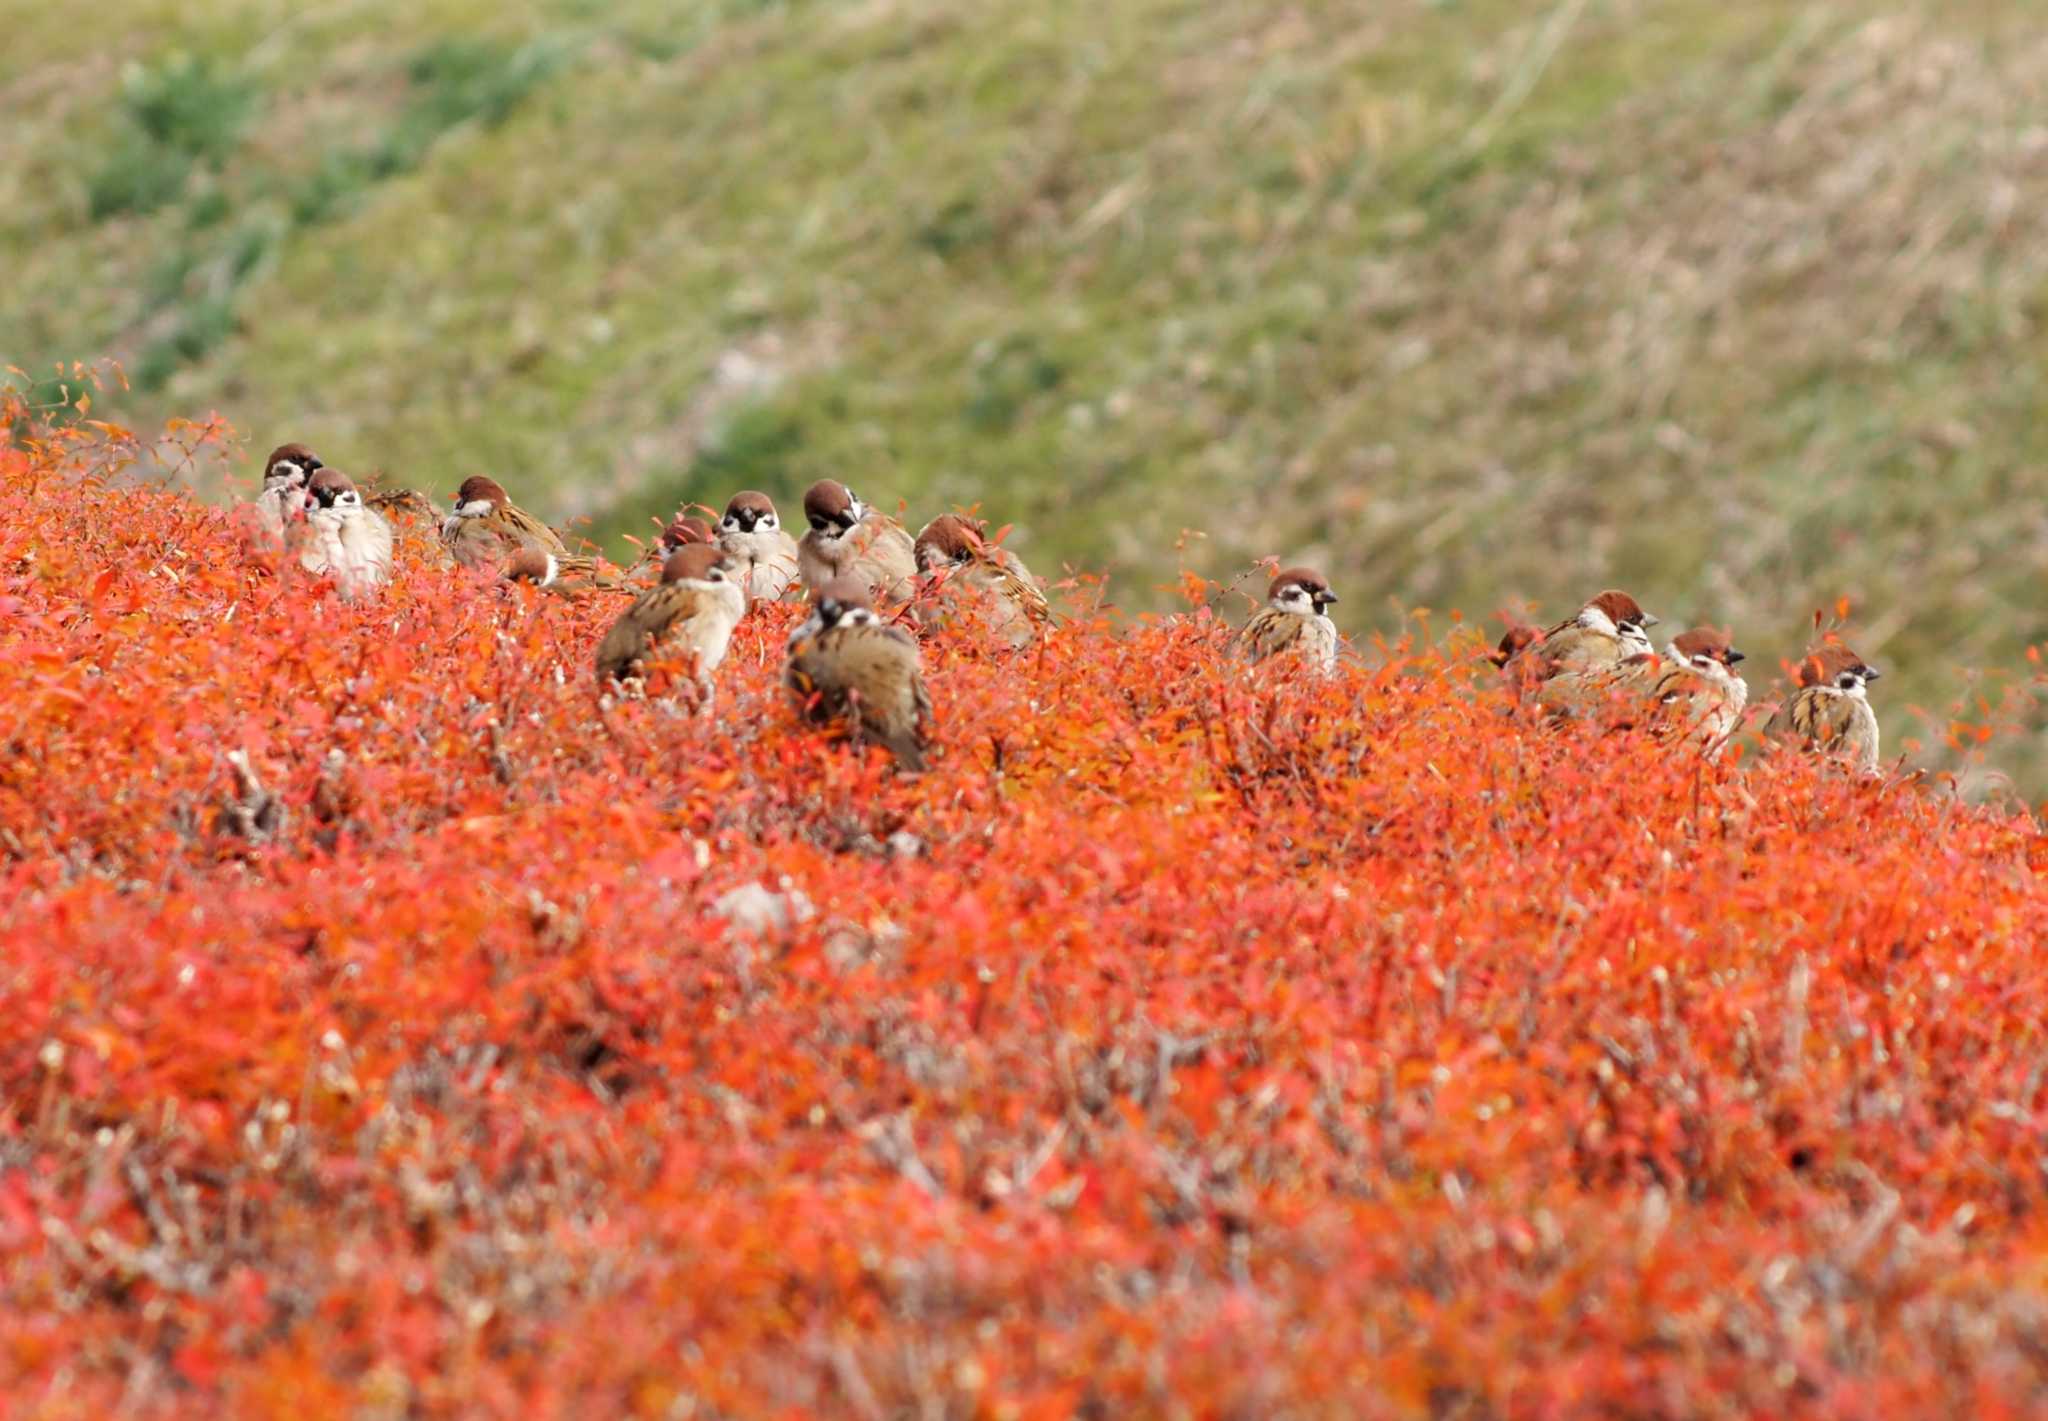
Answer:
[953, 548, 970, 563]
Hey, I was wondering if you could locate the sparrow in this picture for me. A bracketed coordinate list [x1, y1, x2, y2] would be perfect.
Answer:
[248, 442, 321, 548]
[796, 479, 917, 603]
[1644, 627, 1749, 745]
[1497, 589, 1660, 686]
[912, 513, 1050, 649]
[1764, 643, 1883, 772]
[1237, 566, 1340, 671]
[784, 582, 934, 772]
[717, 491, 801, 604]
[442, 475, 569, 571]
[594, 544, 747, 689]
[297, 467, 394, 599]
[500, 547, 629, 597]
[1540, 624, 1744, 730]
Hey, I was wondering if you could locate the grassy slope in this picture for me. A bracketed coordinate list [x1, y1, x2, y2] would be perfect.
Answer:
[6, 0, 2048, 784]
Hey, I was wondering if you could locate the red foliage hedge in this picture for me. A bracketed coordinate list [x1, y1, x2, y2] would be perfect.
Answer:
[4, 407, 2048, 1419]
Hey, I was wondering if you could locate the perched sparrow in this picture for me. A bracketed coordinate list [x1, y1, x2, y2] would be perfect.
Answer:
[443, 475, 569, 571]
[912, 514, 1049, 649]
[297, 468, 394, 599]
[1237, 567, 1340, 671]
[797, 479, 917, 603]
[1498, 589, 1660, 685]
[248, 442, 322, 548]
[1764, 643, 1883, 771]
[1644, 627, 1749, 745]
[718, 491, 801, 604]
[500, 547, 628, 597]
[1542, 625, 1743, 730]
[784, 582, 934, 772]
[594, 544, 747, 688]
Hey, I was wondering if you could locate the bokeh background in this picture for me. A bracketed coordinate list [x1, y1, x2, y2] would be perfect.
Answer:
[5, 0, 2045, 788]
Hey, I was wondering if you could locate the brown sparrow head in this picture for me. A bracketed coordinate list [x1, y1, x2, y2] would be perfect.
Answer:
[914, 514, 985, 574]
[812, 580, 884, 629]
[1584, 589, 1657, 634]
[1669, 626, 1745, 673]
[1266, 566, 1338, 616]
[663, 515, 716, 551]
[264, 443, 323, 492]
[802, 480, 866, 538]
[306, 466, 364, 511]
[721, 491, 783, 537]
[451, 475, 510, 519]
[788, 574, 876, 647]
[657, 543, 727, 586]
[1793, 643, 1881, 695]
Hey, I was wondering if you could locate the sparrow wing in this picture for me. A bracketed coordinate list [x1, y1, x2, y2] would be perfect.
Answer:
[596, 582, 709, 681]
[556, 553, 627, 591]
[982, 556, 1052, 627]
[1238, 607, 1291, 662]
[496, 503, 571, 557]
[1531, 624, 1621, 677]
[445, 515, 517, 569]
[854, 520, 919, 601]
[794, 621, 931, 770]
[1541, 654, 1654, 721]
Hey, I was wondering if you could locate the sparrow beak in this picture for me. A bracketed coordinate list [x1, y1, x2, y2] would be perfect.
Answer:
[1638, 612, 1660, 629]
[1726, 649, 1746, 665]
[1316, 591, 1339, 606]
[1864, 665, 1882, 681]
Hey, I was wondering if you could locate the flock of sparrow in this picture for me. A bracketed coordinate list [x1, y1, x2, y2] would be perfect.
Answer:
[247, 443, 1884, 775]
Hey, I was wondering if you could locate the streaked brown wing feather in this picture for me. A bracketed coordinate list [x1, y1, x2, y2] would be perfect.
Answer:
[596, 582, 712, 680]
[497, 502, 569, 554]
[786, 622, 931, 767]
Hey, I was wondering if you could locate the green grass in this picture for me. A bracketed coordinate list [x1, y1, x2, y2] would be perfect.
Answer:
[7, 0, 2048, 788]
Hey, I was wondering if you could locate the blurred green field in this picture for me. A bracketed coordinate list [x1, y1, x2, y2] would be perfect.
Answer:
[5, 0, 2046, 787]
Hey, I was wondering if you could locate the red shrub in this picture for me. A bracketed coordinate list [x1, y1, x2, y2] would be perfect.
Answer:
[3, 399, 2047, 1418]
